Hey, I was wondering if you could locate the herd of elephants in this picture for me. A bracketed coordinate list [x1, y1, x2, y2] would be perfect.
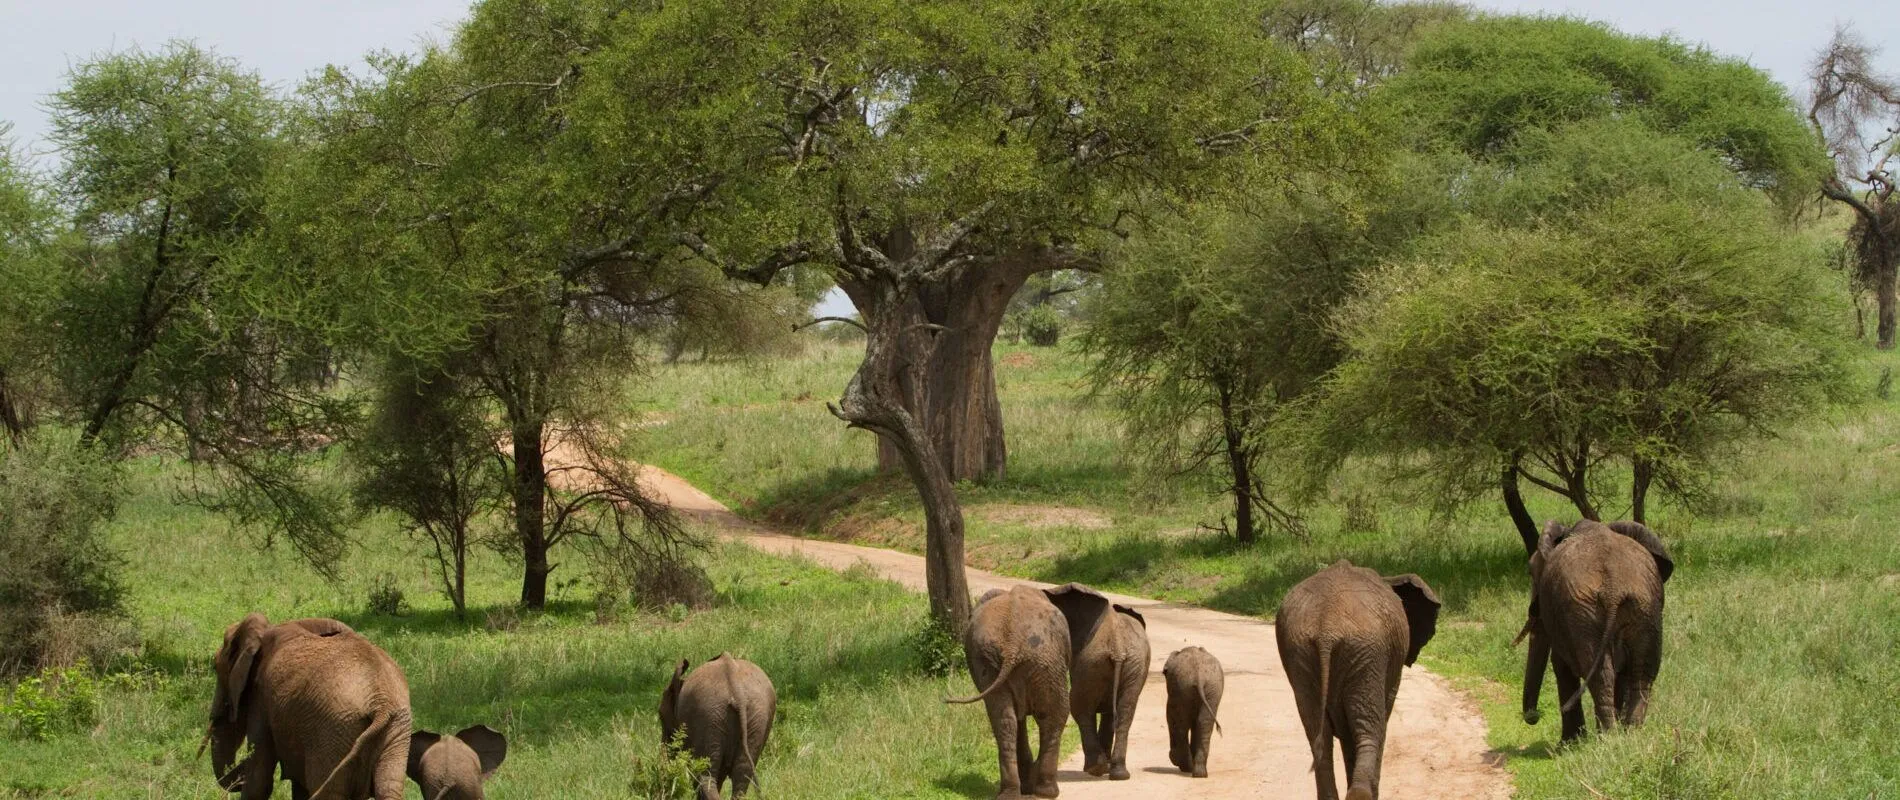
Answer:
[200, 517, 1672, 799]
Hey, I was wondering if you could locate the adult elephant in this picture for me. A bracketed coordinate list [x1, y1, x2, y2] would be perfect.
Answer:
[1044, 583, 1148, 781]
[1276, 560, 1441, 800]
[206, 614, 412, 799]
[660, 654, 777, 800]
[1520, 519, 1672, 743]
[947, 585, 1071, 800]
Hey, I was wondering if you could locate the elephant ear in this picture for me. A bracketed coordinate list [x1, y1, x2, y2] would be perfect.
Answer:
[1044, 583, 1112, 656]
[659, 658, 689, 748]
[1111, 603, 1146, 630]
[1384, 574, 1442, 666]
[219, 614, 267, 723]
[1537, 519, 1571, 556]
[455, 725, 508, 779]
[282, 617, 354, 638]
[1606, 520, 1675, 583]
[974, 588, 1006, 608]
[407, 729, 443, 780]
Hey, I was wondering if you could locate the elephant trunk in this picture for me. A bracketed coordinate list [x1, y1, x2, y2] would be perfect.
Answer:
[208, 717, 245, 789]
[1522, 623, 1549, 725]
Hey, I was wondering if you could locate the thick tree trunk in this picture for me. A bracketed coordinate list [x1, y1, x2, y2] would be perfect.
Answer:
[513, 420, 552, 609]
[0, 368, 25, 447]
[833, 274, 975, 632]
[1630, 458, 1654, 525]
[1501, 454, 1539, 557]
[1877, 262, 1896, 350]
[838, 252, 1040, 483]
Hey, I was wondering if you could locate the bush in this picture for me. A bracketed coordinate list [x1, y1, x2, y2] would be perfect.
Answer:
[906, 613, 963, 677]
[631, 555, 716, 613]
[2, 662, 100, 740]
[629, 729, 714, 799]
[365, 573, 406, 616]
[0, 432, 126, 674]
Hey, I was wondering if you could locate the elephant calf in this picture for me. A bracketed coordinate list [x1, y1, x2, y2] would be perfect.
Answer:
[1276, 560, 1441, 800]
[947, 585, 1071, 800]
[1521, 519, 1672, 743]
[660, 654, 776, 800]
[409, 724, 507, 800]
[1163, 646, 1223, 778]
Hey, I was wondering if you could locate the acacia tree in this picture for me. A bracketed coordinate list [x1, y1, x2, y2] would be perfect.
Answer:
[0, 128, 59, 446]
[1809, 28, 1900, 348]
[1292, 121, 1850, 552]
[597, 0, 1339, 629]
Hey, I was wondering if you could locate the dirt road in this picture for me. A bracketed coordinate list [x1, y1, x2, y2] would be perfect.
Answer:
[638, 465, 1512, 800]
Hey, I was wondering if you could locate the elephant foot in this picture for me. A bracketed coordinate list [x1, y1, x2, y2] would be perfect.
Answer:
[1083, 762, 1108, 777]
[1169, 748, 1189, 772]
[1108, 764, 1130, 781]
[1191, 768, 1209, 779]
[1033, 785, 1060, 799]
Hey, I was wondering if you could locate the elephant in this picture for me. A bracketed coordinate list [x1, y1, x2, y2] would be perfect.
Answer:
[1163, 646, 1223, 778]
[1275, 560, 1441, 800]
[1043, 583, 1148, 781]
[946, 585, 1071, 800]
[207, 613, 412, 799]
[1520, 519, 1672, 743]
[408, 725, 507, 800]
[659, 653, 777, 800]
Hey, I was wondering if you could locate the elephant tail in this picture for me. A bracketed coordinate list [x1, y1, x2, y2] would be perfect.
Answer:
[945, 654, 1018, 704]
[731, 701, 764, 797]
[1200, 684, 1223, 736]
[1308, 640, 1334, 771]
[1562, 597, 1624, 714]
[309, 704, 408, 799]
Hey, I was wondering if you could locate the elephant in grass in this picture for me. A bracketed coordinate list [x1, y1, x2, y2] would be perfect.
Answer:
[409, 725, 507, 800]
[947, 585, 1071, 799]
[1044, 583, 1148, 781]
[206, 614, 412, 799]
[1276, 560, 1441, 800]
[660, 654, 777, 800]
[1520, 519, 1672, 743]
[1163, 646, 1223, 778]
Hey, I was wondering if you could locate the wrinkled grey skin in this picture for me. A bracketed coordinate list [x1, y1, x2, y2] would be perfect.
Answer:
[1275, 560, 1440, 800]
[208, 614, 411, 800]
[1163, 646, 1224, 778]
[1521, 519, 1672, 743]
[1044, 583, 1148, 781]
[660, 654, 776, 800]
[408, 725, 507, 800]
[947, 586, 1071, 799]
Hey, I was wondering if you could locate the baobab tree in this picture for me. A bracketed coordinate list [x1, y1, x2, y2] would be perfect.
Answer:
[1810, 28, 1900, 348]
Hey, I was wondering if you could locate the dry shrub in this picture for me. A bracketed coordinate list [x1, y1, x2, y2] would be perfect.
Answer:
[631, 555, 715, 612]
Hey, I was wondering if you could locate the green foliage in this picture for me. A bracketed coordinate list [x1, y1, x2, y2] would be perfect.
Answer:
[905, 611, 963, 677]
[1294, 121, 1852, 515]
[629, 730, 714, 800]
[364, 573, 407, 617]
[0, 431, 125, 673]
[1382, 15, 1830, 210]
[1, 663, 99, 741]
[0, 127, 61, 440]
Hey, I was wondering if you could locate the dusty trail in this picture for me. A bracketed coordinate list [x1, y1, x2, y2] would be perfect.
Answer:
[637, 465, 1511, 799]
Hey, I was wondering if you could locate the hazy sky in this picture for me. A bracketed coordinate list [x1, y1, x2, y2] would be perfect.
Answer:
[2, 1, 1894, 315]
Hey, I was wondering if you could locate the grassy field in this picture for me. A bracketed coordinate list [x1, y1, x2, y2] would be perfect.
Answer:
[634, 339, 1900, 799]
[0, 458, 1003, 799]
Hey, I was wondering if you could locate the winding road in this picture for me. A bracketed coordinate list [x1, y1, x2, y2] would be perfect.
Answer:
[636, 465, 1512, 799]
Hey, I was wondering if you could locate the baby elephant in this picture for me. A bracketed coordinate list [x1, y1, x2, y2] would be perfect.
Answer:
[409, 725, 507, 800]
[1276, 560, 1440, 800]
[660, 654, 777, 800]
[1163, 646, 1223, 778]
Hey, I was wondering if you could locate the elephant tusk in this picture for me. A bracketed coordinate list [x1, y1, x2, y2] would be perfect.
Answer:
[195, 725, 212, 760]
[1510, 617, 1537, 648]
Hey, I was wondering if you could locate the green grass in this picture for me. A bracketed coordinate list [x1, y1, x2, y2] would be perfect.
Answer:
[633, 339, 1900, 799]
[0, 458, 1004, 799]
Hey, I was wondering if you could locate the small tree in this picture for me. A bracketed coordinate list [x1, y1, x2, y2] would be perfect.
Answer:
[0, 127, 59, 446]
[0, 431, 124, 673]
[1808, 27, 1900, 348]
[1294, 122, 1850, 549]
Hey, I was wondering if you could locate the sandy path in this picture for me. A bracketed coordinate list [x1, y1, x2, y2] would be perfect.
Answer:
[638, 465, 1511, 800]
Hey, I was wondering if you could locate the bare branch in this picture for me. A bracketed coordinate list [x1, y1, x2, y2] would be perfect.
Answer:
[794, 316, 868, 333]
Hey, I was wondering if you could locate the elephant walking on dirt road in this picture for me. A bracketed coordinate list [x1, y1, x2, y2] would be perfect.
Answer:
[1520, 519, 1672, 743]
[206, 615, 412, 800]
[1276, 561, 1441, 800]
[661, 654, 777, 800]
[1045, 582, 1149, 781]
[948, 585, 1072, 799]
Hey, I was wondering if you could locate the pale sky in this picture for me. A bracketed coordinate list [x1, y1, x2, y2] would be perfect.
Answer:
[1, 1, 1892, 316]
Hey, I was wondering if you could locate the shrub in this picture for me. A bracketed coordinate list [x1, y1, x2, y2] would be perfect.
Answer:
[0, 431, 126, 674]
[906, 612, 963, 677]
[629, 729, 714, 799]
[365, 573, 406, 616]
[2, 662, 100, 740]
[631, 555, 716, 613]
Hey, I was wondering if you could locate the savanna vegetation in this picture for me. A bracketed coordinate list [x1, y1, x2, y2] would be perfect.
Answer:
[3, 0, 1897, 797]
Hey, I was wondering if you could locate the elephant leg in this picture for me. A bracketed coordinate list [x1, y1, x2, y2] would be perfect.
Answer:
[1032, 710, 1064, 799]
[1191, 704, 1215, 778]
[1312, 726, 1339, 800]
[1076, 706, 1106, 776]
[238, 743, 276, 800]
[1343, 707, 1384, 800]
[733, 769, 753, 799]
[986, 695, 1024, 799]
[373, 734, 407, 800]
[1166, 693, 1192, 772]
[1588, 656, 1618, 735]
[1108, 693, 1137, 780]
[1552, 659, 1586, 743]
[1016, 717, 1035, 792]
[696, 774, 722, 800]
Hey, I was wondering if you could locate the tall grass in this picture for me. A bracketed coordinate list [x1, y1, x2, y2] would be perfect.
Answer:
[637, 340, 1900, 798]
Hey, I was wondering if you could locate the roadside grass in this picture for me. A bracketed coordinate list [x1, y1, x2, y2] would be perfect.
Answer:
[0, 458, 999, 799]
[635, 339, 1900, 799]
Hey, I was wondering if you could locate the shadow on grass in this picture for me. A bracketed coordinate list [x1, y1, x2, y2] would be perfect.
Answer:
[932, 769, 994, 798]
